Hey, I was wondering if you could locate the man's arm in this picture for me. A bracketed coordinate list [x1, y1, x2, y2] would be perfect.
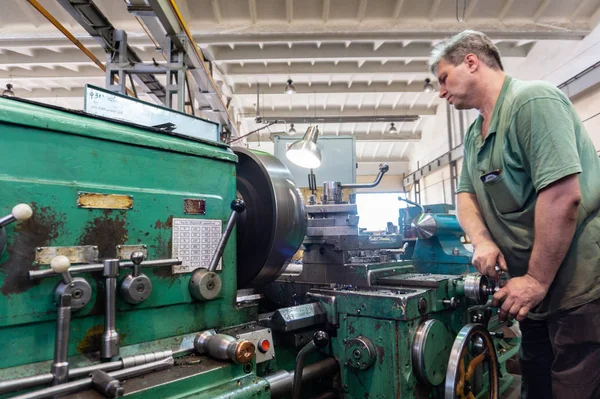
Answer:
[457, 192, 507, 276]
[492, 174, 581, 321]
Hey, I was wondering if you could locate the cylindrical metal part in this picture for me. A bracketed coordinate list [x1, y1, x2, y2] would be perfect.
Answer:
[102, 259, 120, 359]
[208, 200, 245, 273]
[322, 181, 342, 204]
[28, 259, 182, 280]
[266, 358, 339, 399]
[0, 350, 173, 395]
[91, 370, 124, 398]
[194, 331, 255, 364]
[130, 251, 145, 277]
[293, 342, 317, 399]
[9, 357, 174, 399]
[51, 294, 72, 386]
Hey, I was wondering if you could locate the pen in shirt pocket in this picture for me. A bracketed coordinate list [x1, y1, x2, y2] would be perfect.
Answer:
[480, 169, 502, 183]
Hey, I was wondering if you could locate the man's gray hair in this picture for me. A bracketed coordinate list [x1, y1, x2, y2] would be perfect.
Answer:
[429, 30, 504, 75]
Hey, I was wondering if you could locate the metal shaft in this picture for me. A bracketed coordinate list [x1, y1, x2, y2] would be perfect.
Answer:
[292, 341, 318, 399]
[0, 350, 173, 394]
[341, 163, 389, 189]
[51, 294, 72, 386]
[101, 259, 120, 359]
[207, 200, 245, 273]
[0, 214, 16, 228]
[28, 258, 182, 280]
[9, 357, 174, 399]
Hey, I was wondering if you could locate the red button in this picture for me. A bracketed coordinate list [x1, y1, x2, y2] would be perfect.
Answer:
[258, 339, 270, 353]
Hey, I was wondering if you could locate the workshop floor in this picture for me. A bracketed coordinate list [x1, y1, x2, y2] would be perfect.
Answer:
[500, 374, 522, 399]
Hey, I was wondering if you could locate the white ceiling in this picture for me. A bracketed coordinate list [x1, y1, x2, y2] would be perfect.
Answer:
[1, 0, 600, 171]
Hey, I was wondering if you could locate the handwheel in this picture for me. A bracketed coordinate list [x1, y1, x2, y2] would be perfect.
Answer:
[445, 324, 499, 399]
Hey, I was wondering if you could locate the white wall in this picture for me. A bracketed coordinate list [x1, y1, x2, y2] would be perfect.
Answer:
[572, 84, 600, 152]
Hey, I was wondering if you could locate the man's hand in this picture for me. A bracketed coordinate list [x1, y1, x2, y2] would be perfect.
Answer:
[472, 240, 508, 277]
[492, 274, 549, 321]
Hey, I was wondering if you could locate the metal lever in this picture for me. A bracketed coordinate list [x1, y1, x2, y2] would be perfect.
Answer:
[51, 294, 72, 386]
[102, 259, 120, 359]
[29, 258, 182, 280]
[51, 256, 92, 311]
[208, 199, 246, 273]
[190, 200, 246, 302]
[120, 251, 153, 304]
[91, 370, 124, 398]
[292, 331, 330, 399]
[340, 163, 389, 189]
[0, 203, 33, 228]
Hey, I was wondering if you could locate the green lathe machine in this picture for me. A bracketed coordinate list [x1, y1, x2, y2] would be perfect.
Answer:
[0, 96, 518, 399]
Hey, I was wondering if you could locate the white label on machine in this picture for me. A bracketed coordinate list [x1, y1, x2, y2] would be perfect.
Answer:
[171, 219, 222, 274]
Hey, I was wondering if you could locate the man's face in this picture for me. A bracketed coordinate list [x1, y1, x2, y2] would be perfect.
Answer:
[436, 58, 475, 110]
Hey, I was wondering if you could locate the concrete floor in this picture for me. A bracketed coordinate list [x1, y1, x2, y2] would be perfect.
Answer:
[500, 374, 522, 399]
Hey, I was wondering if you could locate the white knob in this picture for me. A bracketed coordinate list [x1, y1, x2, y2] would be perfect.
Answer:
[12, 204, 33, 221]
[51, 256, 71, 274]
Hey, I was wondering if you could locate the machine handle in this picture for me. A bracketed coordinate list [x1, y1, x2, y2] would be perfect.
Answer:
[340, 163, 389, 189]
[207, 199, 246, 273]
[51, 256, 73, 285]
[29, 258, 182, 280]
[129, 251, 146, 277]
[397, 197, 425, 214]
[0, 203, 33, 228]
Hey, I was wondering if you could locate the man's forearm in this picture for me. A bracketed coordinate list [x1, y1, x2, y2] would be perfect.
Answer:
[528, 178, 581, 288]
[457, 192, 493, 246]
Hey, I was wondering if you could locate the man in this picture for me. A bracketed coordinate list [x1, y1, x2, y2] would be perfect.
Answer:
[429, 30, 600, 398]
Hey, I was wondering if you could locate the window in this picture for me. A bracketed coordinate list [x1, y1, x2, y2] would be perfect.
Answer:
[355, 192, 406, 232]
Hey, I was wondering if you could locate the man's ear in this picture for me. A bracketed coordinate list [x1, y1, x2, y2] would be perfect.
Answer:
[464, 54, 479, 72]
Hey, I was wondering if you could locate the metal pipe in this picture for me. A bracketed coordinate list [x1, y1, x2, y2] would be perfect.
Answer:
[266, 358, 339, 399]
[398, 197, 425, 214]
[341, 163, 389, 189]
[101, 259, 120, 359]
[207, 200, 245, 273]
[0, 214, 16, 228]
[9, 357, 174, 399]
[0, 350, 173, 394]
[51, 294, 72, 385]
[29, 258, 182, 280]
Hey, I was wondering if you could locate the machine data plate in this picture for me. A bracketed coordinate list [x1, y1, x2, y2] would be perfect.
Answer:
[171, 218, 222, 274]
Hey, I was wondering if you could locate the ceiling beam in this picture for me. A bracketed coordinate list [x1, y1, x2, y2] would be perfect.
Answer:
[498, 0, 515, 20]
[210, 42, 534, 63]
[247, 131, 422, 142]
[357, 0, 368, 22]
[0, 47, 158, 67]
[211, 0, 222, 23]
[533, 0, 552, 22]
[393, 0, 405, 20]
[245, 105, 437, 118]
[234, 81, 436, 95]
[322, 0, 330, 23]
[223, 60, 431, 76]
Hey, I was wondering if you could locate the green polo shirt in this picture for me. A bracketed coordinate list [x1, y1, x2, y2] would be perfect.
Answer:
[458, 75, 600, 319]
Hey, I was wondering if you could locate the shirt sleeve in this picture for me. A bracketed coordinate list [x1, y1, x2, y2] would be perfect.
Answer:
[456, 148, 475, 194]
[513, 97, 582, 192]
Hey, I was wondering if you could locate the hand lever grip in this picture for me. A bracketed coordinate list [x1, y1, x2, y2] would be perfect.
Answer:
[0, 203, 33, 228]
[207, 199, 246, 273]
[51, 256, 73, 285]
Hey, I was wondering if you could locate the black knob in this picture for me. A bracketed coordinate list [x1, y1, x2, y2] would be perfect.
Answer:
[313, 331, 330, 348]
[231, 199, 246, 213]
[379, 163, 389, 173]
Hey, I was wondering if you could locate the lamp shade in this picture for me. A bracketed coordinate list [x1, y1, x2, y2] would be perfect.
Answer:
[286, 126, 322, 168]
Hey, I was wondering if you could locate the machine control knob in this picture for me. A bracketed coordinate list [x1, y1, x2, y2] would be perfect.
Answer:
[51, 256, 92, 311]
[231, 199, 246, 213]
[0, 203, 33, 228]
[313, 331, 330, 348]
[379, 163, 389, 173]
[51, 256, 72, 284]
[120, 251, 152, 305]
[189, 269, 222, 301]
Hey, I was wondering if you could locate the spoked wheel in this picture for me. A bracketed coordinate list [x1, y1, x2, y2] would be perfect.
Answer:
[445, 324, 499, 399]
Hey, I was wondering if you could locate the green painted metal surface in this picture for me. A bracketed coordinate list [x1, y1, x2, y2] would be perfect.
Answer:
[0, 97, 255, 370]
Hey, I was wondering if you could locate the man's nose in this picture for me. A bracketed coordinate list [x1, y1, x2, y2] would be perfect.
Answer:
[439, 88, 447, 99]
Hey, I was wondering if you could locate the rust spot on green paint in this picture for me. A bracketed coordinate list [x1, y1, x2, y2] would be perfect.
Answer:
[77, 324, 105, 353]
[152, 216, 174, 279]
[79, 211, 128, 259]
[1, 203, 64, 296]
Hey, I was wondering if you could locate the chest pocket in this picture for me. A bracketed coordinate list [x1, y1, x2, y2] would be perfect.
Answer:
[482, 172, 523, 214]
